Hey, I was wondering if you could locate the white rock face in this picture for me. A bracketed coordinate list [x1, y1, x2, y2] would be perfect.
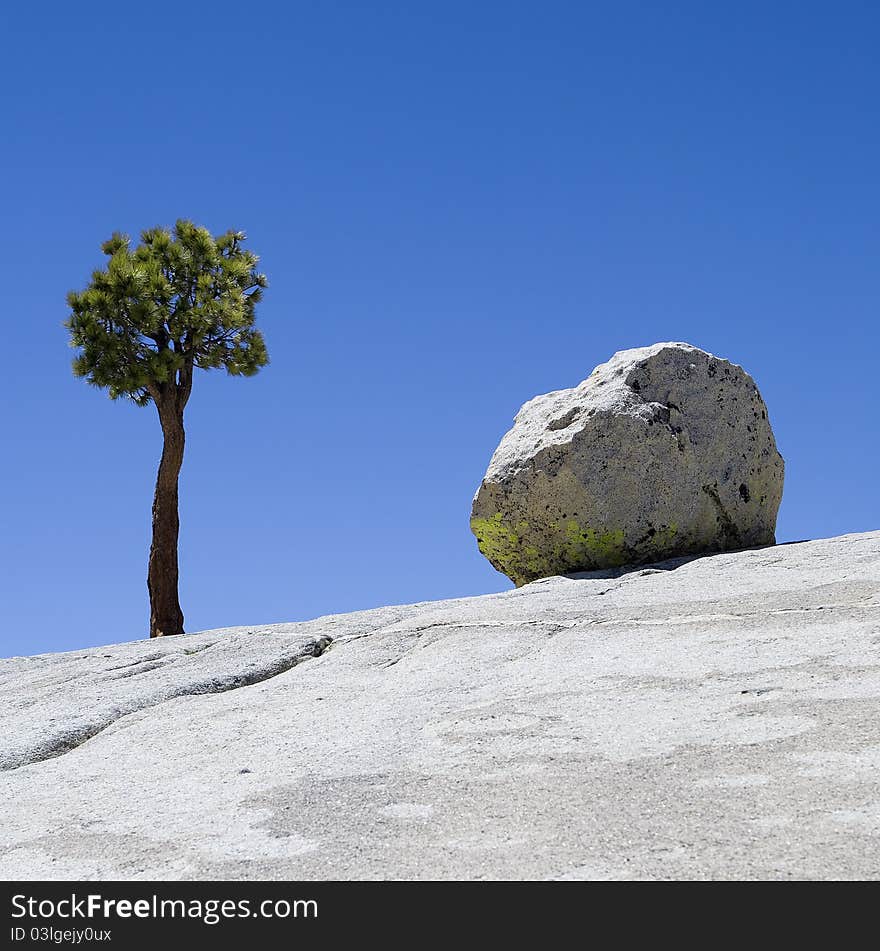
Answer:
[1, 531, 879, 881]
[471, 342, 784, 584]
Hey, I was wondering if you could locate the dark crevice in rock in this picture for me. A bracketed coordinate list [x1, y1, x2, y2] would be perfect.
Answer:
[106, 660, 171, 680]
[547, 408, 581, 431]
[105, 653, 169, 671]
[702, 484, 742, 546]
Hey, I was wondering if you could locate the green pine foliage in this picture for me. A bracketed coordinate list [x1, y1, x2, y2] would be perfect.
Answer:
[66, 220, 269, 407]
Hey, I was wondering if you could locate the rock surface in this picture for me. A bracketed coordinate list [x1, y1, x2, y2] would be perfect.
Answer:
[1, 530, 879, 881]
[471, 342, 784, 584]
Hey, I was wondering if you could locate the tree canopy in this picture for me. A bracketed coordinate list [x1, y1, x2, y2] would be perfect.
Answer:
[66, 219, 269, 408]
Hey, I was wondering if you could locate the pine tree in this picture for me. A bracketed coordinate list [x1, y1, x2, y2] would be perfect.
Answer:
[66, 220, 269, 637]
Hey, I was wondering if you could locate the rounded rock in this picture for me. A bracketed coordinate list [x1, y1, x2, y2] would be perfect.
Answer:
[470, 342, 785, 585]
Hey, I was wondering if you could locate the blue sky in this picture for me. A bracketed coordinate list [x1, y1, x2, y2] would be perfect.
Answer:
[1, 2, 878, 657]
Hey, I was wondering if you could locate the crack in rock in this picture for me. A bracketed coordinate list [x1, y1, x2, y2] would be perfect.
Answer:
[106, 659, 172, 680]
[105, 652, 170, 672]
[1, 635, 332, 772]
[577, 603, 862, 628]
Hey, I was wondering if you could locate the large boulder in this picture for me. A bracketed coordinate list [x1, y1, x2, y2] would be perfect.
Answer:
[471, 342, 784, 585]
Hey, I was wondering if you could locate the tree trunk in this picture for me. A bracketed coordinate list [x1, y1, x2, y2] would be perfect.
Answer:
[148, 400, 186, 637]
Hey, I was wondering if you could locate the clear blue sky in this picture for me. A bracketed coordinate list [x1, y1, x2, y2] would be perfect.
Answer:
[1, 2, 878, 657]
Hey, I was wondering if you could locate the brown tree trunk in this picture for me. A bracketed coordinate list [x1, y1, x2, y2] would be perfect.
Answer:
[148, 399, 186, 637]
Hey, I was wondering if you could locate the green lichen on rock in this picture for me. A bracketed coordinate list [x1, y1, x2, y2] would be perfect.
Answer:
[472, 511, 691, 586]
[472, 512, 635, 585]
[470, 513, 541, 586]
[559, 521, 627, 570]
[470, 513, 520, 567]
[652, 523, 678, 546]
[639, 522, 678, 555]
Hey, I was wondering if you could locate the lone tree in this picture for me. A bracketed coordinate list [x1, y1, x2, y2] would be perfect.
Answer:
[66, 220, 268, 638]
